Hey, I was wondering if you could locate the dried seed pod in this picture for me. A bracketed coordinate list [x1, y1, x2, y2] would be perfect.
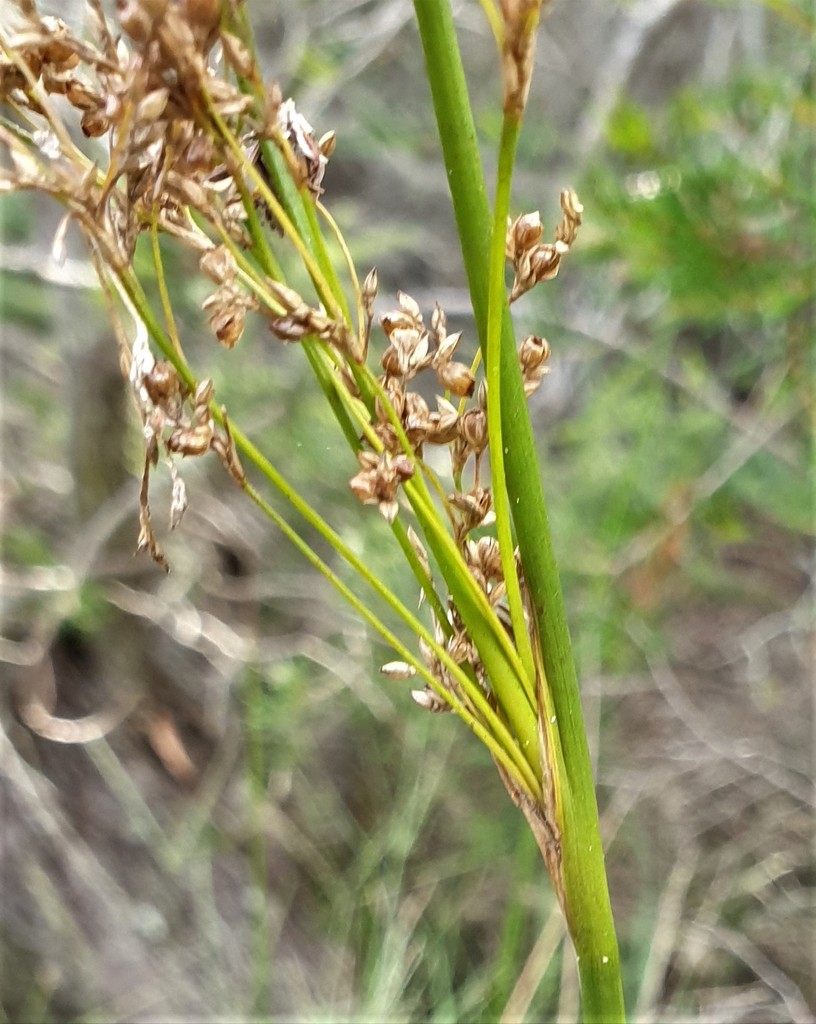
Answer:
[116, 0, 167, 45]
[459, 407, 488, 455]
[142, 359, 184, 407]
[199, 245, 236, 284]
[397, 291, 422, 322]
[381, 661, 416, 681]
[65, 80, 99, 111]
[426, 396, 459, 446]
[450, 487, 493, 536]
[362, 267, 378, 307]
[519, 334, 551, 396]
[519, 334, 550, 372]
[136, 87, 169, 123]
[40, 17, 81, 68]
[556, 189, 584, 246]
[436, 359, 475, 398]
[349, 450, 415, 524]
[182, 0, 220, 50]
[506, 210, 543, 260]
[507, 191, 582, 302]
[410, 687, 451, 713]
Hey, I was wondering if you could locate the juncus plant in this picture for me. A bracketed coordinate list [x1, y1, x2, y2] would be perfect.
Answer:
[1, 0, 624, 1019]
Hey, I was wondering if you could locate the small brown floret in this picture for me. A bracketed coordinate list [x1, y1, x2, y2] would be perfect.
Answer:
[349, 450, 414, 524]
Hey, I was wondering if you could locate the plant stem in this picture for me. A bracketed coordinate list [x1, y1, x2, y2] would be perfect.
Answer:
[486, 111, 537, 698]
[413, 2, 625, 1019]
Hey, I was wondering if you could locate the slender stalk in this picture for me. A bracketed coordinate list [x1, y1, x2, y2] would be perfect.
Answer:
[486, 113, 537, 695]
[149, 213, 183, 360]
[413, 2, 625, 1019]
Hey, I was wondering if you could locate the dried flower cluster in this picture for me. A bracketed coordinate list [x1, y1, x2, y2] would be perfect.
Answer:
[499, 0, 549, 116]
[1, 0, 581, 719]
[0, 0, 337, 557]
[127, 323, 243, 570]
[506, 189, 583, 302]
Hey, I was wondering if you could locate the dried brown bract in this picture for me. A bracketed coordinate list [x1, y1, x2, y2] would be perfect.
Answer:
[277, 98, 330, 199]
[499, 0, 548, 116]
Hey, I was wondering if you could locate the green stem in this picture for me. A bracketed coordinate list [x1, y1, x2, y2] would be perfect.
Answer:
[413, 3, 625, 1020]
[486, 112, 537, 698]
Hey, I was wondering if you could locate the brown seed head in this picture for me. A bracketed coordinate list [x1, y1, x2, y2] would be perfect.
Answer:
[219, 31, 255, 79]
[507, 211, 543, 260]
[459, 407, 488, 455]
[518, 334, 551, 396]
[349, 450, 415, 524]
[426, 396, 459, 446]
[436, 359, 475, 398]
[116, 0, 167, 44]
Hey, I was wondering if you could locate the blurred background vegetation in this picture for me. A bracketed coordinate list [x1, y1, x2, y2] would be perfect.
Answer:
[1, 0, 813, 1021]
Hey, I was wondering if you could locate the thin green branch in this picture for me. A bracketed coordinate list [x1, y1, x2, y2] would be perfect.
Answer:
[486, 112, 537, 698]
[149, 213, 184, 360]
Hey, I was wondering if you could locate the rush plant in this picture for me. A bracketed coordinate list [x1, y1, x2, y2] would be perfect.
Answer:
[1, 1, 625, 1019]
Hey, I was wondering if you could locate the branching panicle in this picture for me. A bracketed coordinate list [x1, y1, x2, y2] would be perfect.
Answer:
[0, 0, 584, 741]
[1, 8, 610, 991]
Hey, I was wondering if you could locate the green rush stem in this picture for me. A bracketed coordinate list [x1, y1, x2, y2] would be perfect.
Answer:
[352, 371, 540, 767]
[302, 195, 353, 326]
[215, 24, 354, 331]
[233, 172, 285, 281]
[198, 216, 361, 453]
[388, 516, 450, 630]
[195, 217, 450, 628]
[486, 112, 537, 701]
[413, 2, 625, 1020]
[316, 199, 365, 342]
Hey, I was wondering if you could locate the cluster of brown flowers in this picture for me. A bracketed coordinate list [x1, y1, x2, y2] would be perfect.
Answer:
[1, 0, 340, 558]
[127, 322, 244, 570]
[506, 188, 583, 302]
[2, 0, 581, 716]
[0, 0, 332, 307]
